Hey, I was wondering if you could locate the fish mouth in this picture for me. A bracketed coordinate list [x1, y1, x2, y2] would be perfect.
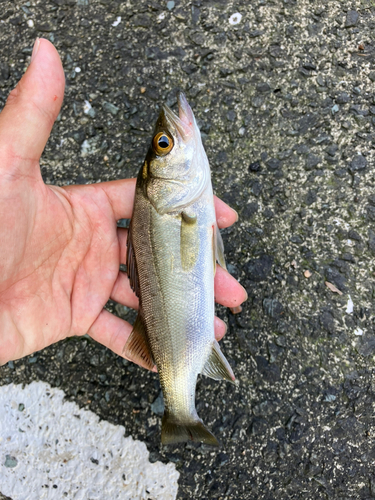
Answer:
[177, 92, 196, 129]
[156, 92, 195, 140]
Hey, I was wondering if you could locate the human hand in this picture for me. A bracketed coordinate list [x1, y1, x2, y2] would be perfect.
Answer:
[0, 39, 247, 366]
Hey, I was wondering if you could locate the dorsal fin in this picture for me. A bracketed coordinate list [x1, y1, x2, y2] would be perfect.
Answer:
[202, 340, 235, 383]
[126, 219, 140, 297]
[123, 313, 154, 371]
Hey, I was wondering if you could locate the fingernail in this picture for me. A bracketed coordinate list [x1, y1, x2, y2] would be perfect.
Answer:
[232, 207, 239, 222]
[31, 38, 40, 64]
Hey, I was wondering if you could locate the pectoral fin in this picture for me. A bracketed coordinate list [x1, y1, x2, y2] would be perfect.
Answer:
[126, 220, 140, 297]
[123, 313, 154, 371]
[182, 210, 197, 224]
[180, 211, 199, 271]
[202, 340, 235, 383]
[213, 222, 226, 272]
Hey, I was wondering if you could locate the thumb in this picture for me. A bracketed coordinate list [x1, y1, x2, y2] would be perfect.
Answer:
[0, 38, 65, 172]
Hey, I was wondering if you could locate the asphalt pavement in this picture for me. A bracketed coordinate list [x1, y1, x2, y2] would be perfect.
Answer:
[1, 0, 375, 498]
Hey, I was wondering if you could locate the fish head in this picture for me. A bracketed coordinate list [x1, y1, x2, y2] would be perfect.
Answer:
[144, 93, 210, 215]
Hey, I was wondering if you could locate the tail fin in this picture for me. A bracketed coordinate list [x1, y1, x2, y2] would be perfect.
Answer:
[161, 414, 219, 447]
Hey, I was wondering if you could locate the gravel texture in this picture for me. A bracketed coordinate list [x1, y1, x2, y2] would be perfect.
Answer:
[0, 381, 179, 499]
[1, 0, 375, 498]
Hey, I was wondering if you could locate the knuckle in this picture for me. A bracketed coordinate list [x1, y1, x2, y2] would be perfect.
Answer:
[7, 87, 20, 104]
[6, 79, 25, 106]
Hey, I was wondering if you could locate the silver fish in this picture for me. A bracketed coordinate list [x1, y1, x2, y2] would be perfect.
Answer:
[124, 93, 235, 446]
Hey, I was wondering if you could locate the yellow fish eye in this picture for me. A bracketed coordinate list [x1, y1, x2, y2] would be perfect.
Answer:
[153, 132, 174, 156]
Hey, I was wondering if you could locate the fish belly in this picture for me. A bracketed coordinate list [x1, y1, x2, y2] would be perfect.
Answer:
[131, 188, 217, 444]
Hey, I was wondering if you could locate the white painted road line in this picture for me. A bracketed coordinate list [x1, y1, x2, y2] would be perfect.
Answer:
[0, 381, 179, 499]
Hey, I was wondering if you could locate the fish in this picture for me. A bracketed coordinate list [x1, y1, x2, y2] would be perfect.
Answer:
[124, 92, 235, 446]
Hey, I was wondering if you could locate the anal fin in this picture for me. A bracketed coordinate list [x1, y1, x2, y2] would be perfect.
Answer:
[202, 340, 235, 383]
[123, 313, 154, 371]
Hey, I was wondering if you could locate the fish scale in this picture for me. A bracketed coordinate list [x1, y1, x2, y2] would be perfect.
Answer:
[124, 93, 235, 445]
[151, 202, 214, 420]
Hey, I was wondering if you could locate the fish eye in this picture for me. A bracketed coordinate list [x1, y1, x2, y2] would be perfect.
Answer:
[153, 132, 174, 156]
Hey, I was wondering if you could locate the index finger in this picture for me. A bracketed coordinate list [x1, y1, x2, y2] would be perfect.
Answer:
[97, 178, 136, 220]
[64, 178, 136, 221]
[88, 178, 238, 227]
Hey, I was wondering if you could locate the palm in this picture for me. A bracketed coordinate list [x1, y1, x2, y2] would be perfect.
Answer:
[1, 175, 120, 360]
[0, 39, 246, 366]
